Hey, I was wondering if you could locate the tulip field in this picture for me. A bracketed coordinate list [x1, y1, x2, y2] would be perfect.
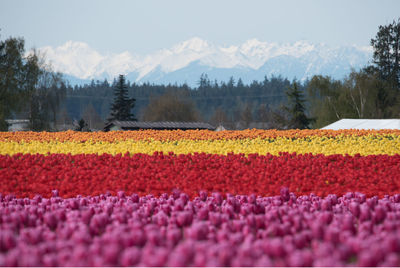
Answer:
[1, 129, 400, 266]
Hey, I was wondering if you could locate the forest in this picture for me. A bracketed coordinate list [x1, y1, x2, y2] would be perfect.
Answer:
[65, 74, 296, 129]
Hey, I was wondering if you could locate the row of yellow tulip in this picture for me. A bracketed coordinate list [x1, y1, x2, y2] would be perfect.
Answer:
[1, 134, 399, 156]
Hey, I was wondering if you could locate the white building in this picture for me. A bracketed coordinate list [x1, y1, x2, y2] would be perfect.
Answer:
[322, 119, 400, 130]
[5, 119, 30, 131]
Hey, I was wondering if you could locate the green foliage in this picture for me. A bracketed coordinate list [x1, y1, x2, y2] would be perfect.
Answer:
[75, 118, 88, 131]
[65, 75, 292, 124]
[0, 35, 66, 131]
[283, 82, 314, 129]
[107, 75, 136, 122]
[371, 18, 400, 89]
[0, 117, 9, 130]
[0, 36, 39, 130]
[305, 19, 400, 128]
[4, 19, 399, 131]
[306, 75, 343, 128]
[307, 69, 398, 128]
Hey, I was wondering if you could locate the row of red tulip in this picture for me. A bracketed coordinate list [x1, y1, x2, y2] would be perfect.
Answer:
[1, 152, 399, 198]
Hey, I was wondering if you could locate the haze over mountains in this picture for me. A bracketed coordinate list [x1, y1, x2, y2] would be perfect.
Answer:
[39, 37, 373, 87]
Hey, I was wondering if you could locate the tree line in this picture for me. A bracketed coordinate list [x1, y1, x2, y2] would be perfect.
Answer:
[1, 18, 399, 131]
[306, 19, 400, 128]
[67, 74, 295, 130]
[0, 34, 66, 131]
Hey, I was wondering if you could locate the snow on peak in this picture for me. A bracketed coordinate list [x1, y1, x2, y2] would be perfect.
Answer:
[60, 40, 91, 51]
[240, 38, 266, 50]
[292, 40, 315, 52]
[239, 39, 270, 56]
[38, 41, 143, 80]
[39, 41, 104, 79]
[172, 37, 211, 53]
[38, 38, 372, 82]
[220, 45, 238, 54]
[138, 37, 215, 77]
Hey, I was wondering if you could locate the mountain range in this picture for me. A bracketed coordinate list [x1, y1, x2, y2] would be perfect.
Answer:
[39, 37, 373, 87]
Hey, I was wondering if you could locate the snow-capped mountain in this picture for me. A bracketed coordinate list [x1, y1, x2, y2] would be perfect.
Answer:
[39, 37, 373, 87]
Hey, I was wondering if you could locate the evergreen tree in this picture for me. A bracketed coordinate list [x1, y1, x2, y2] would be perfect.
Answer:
[108, 74, 136, 122]
[75, 118, 88, 131]
[198, 73, 211, 89]
[237, 78, 244, 88]
[371, 18, 400, 89]
[284, 82, 314, 129]
[369, 19, 400, 117]
[227, 77, 235, 89]
[65, 74, 297, 128]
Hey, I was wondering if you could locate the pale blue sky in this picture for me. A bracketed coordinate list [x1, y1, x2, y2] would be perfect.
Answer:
[0, 0, 399, 54]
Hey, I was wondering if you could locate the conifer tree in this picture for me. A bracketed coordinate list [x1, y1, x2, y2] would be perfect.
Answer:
[371, 18, 400, 89]
[75, 118, 88, 131]
[284, 82, 314, 129]
[108, 75, 136, 122]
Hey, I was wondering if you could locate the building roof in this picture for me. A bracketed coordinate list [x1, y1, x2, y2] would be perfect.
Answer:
[5, 119, 30, 131]
[321, 119, 400, 130]
[6, 119, 29, 124]
[105, 121, 215, 131]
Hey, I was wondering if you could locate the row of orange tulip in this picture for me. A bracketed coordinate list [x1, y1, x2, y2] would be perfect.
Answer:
[1, 129, 400, 142]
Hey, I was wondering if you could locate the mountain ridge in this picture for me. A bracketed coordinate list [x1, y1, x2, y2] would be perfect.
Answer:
[39, 37, 373, 87]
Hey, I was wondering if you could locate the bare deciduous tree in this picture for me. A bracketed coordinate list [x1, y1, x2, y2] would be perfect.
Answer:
[82, 103, 103, 130]
[142, 92, 200, 122]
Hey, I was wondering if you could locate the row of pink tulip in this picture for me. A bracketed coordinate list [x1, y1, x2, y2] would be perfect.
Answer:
[1, 190, 400, 266]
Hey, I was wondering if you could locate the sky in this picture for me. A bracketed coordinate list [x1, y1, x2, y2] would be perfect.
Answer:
[0, 0, 399, 55]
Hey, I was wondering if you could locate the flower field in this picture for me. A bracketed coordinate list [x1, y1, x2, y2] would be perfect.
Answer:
[1, 129, 400, 266]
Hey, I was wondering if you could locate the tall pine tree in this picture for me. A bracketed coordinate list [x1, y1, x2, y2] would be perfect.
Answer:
[108, 75, 136, 122]
[284, 82, 314, 129]
[371, 18, 400, 90]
